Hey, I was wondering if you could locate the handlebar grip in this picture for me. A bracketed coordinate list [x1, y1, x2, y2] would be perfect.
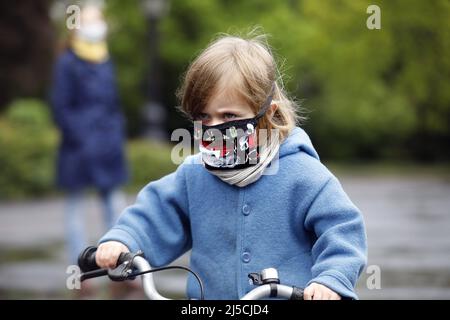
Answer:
[117, 252, 133, 265]
[290, 286, 304, 300]
[78, 246, 99, 272]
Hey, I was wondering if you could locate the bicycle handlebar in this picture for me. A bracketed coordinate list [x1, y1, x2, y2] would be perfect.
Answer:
[77, 246, 136, 282]
[77, 246, 303, 300]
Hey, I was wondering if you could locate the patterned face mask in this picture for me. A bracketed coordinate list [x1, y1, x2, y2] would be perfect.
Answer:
[195, 84, 275, 170]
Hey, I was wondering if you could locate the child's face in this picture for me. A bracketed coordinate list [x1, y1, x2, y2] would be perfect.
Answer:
[198, 91, 255, 126]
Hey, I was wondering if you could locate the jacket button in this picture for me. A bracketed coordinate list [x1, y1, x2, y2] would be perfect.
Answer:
[242, 204, 251, 216]
[242, 251, 251, 263]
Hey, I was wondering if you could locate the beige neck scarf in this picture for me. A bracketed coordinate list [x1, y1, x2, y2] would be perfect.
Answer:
[204, 133, 280, 187]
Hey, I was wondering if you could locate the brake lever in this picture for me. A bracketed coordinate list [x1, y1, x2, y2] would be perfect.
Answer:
[108, 262, 134, 281]
[108, 250, 144, 281]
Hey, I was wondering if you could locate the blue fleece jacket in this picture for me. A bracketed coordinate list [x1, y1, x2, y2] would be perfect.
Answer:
[99, 127, 367, 299]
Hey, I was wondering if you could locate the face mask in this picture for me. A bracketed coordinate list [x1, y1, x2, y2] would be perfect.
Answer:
[195, 84, 275, 170]
[76, 21, 108, 43]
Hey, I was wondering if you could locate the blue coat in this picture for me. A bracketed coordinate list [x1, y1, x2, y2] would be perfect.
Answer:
[50, 50, 128, 191]
[99, 127, 367, 299]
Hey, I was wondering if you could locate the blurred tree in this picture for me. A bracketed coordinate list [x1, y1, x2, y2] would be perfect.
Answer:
[0, 0, 55, 110]
[386, 1, 450, 161]
[293, 0, 450, 161]
[104, 0, 148, 136]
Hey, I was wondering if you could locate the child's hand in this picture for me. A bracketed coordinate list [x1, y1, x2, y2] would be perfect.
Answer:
[95, 241, 130, 269]
[303, 283, 341, 300]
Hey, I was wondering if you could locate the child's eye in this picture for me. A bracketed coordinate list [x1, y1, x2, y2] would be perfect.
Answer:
[224, 113, 237, 120]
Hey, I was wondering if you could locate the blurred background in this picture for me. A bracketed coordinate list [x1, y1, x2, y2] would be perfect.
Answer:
[0, 0, 449, 299]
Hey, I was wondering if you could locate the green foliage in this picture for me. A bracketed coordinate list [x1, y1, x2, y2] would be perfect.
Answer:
[0, 99, 58, 199]
[291, 0, 449, 160]
[125, 139, 177, 193]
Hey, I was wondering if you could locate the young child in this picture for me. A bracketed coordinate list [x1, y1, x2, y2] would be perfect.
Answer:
[95, 34, 367, 300]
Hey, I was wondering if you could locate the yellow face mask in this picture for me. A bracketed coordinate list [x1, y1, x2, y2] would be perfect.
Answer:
[71, 37, 109, 63]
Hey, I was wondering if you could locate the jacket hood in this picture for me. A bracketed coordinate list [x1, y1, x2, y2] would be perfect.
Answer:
[279, 127, 320, 160]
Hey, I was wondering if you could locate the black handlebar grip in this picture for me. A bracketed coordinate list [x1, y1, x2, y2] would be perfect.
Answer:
[78, 246, 99, 272]
[290, 286, 304, 300]
[117, 252, 133, 265]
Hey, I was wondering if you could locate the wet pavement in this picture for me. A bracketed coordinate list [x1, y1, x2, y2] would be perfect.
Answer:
[1, 173, 449, 299]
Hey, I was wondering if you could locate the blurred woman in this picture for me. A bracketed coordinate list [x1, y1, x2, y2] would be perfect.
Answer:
[50, 5, 128, 271]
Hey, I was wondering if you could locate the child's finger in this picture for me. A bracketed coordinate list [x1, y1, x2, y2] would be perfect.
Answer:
[312, 288, 323, 300]
[99, 246, 115, 269]
[323, 292, 332, 300]
[95, 245, 106, 268]
[330, 292, 341, 300]
[106, 248, 119, 269]
[303, 285, 314, 300]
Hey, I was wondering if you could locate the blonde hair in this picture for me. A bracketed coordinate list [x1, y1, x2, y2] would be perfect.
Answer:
[177, 32, 301, 141]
